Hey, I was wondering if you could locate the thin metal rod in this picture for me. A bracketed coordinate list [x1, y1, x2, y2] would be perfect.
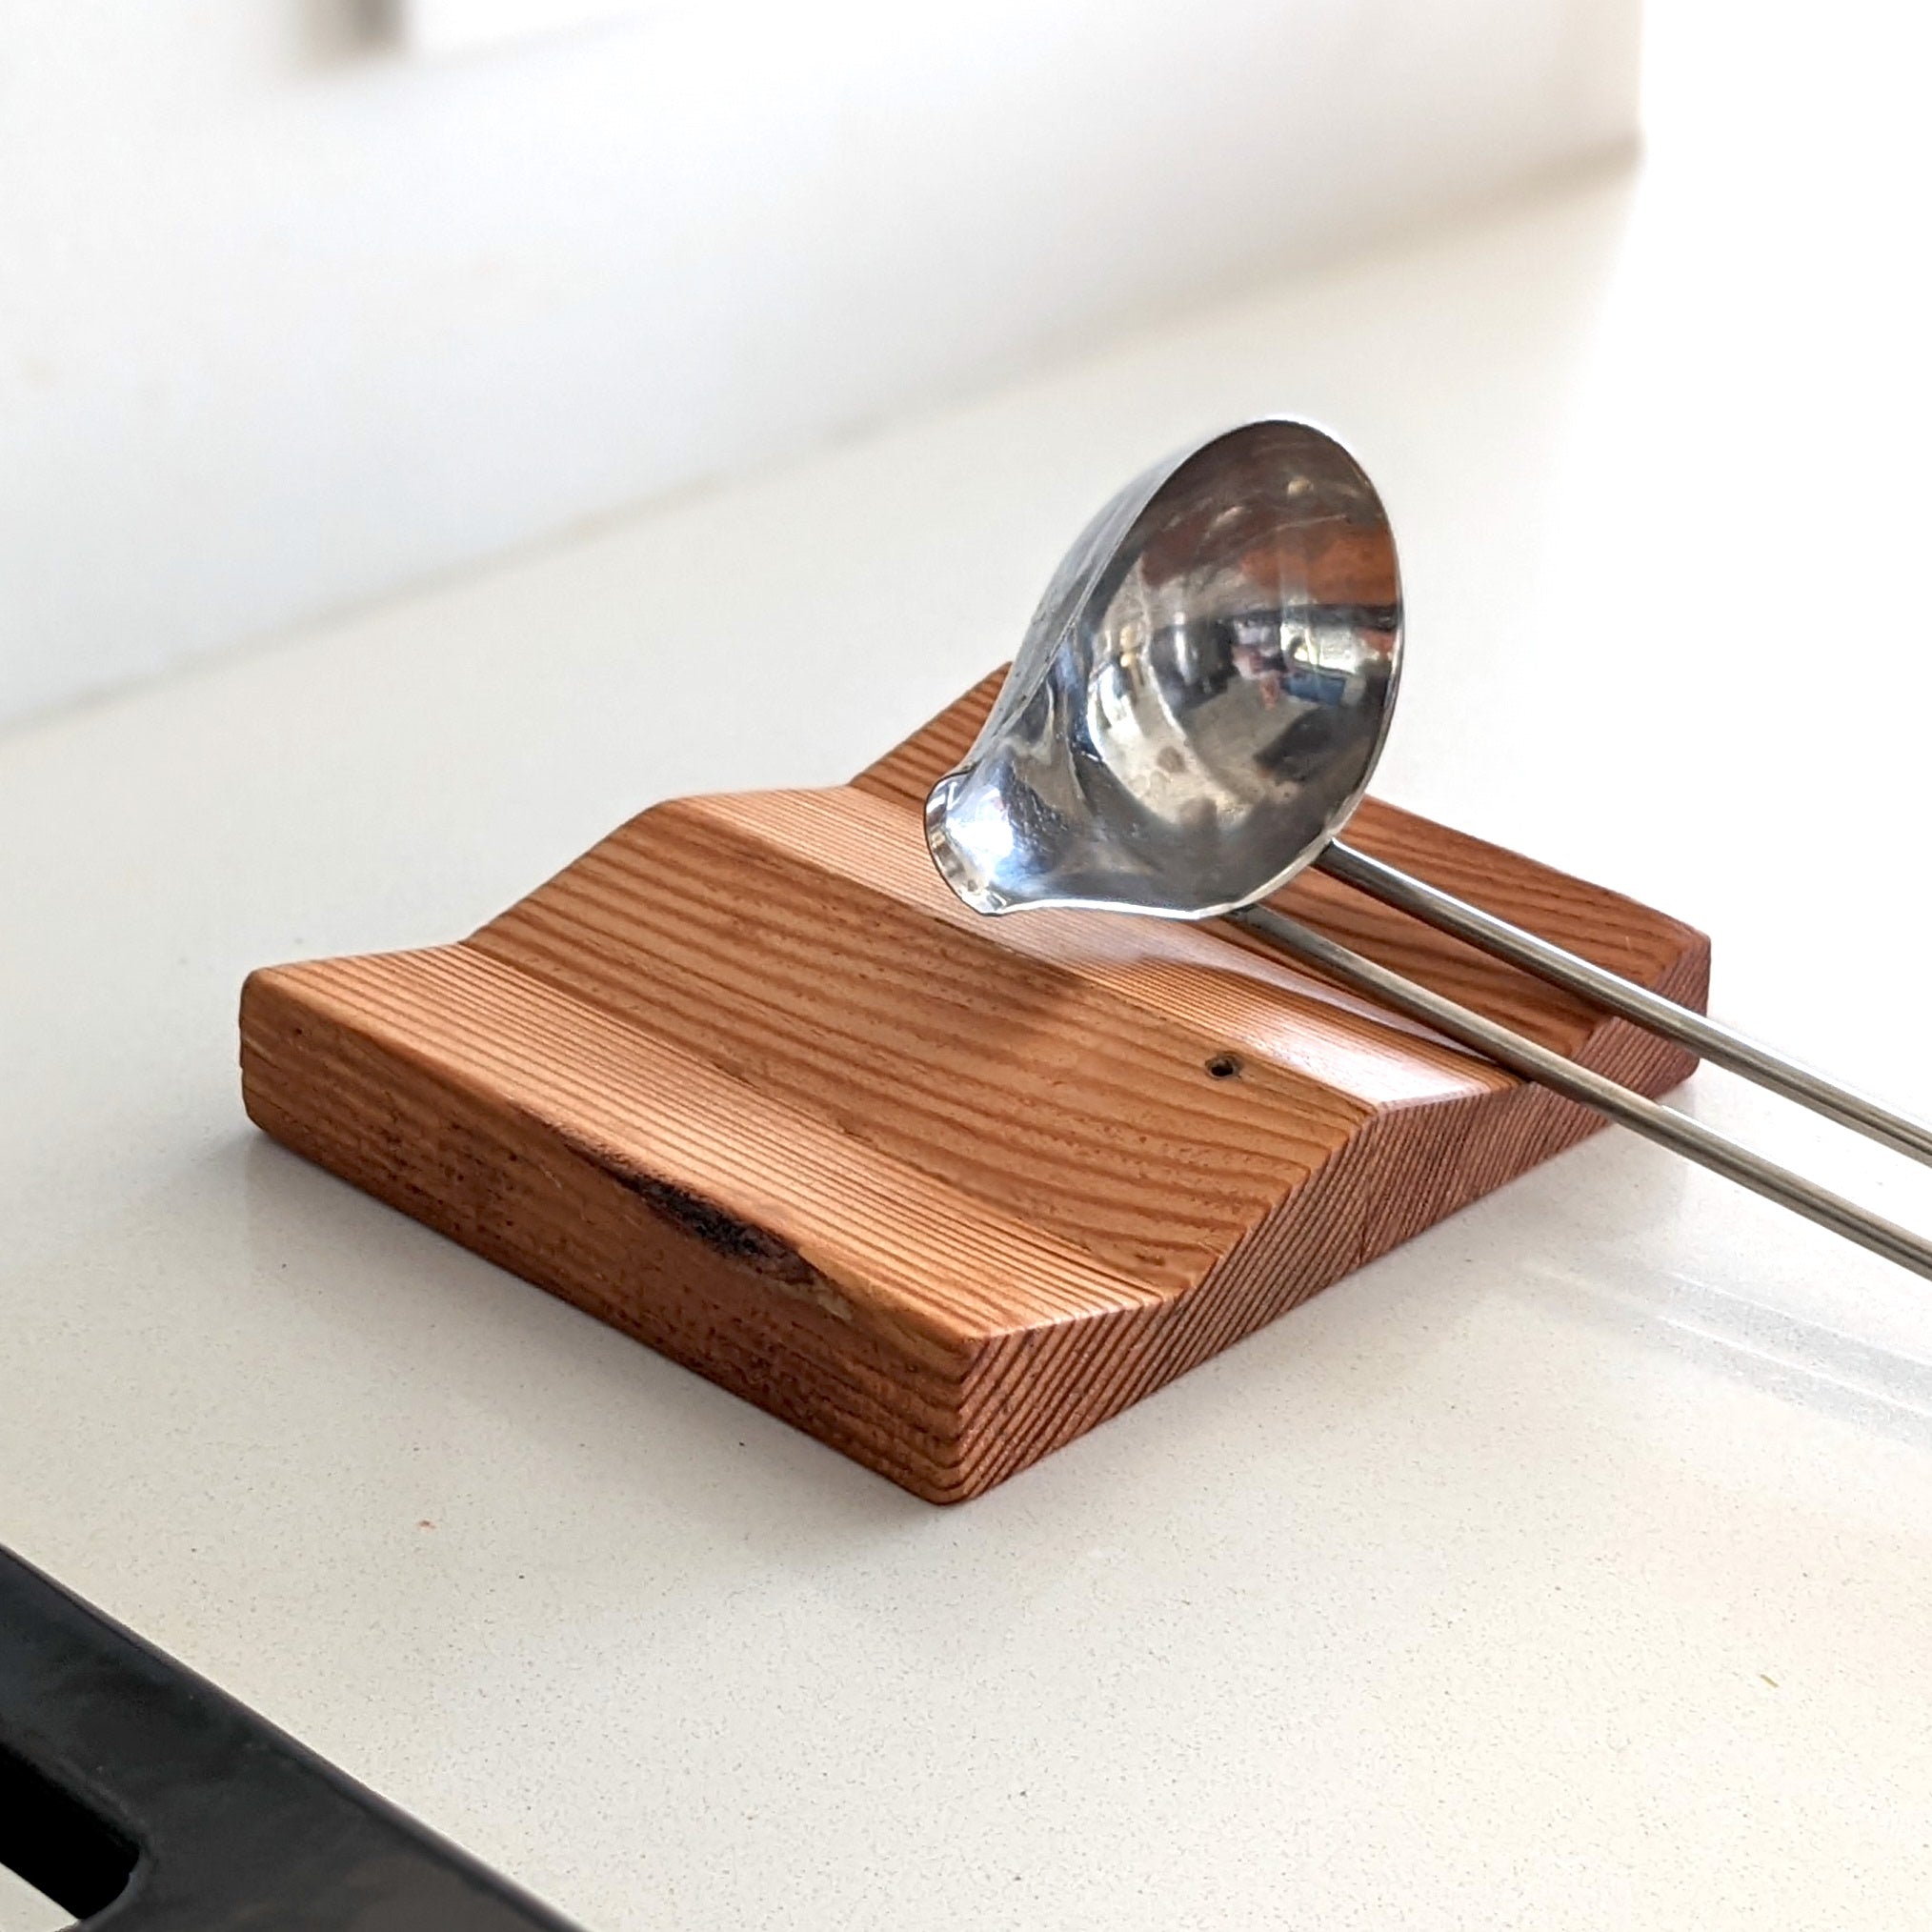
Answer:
[1318, 838, 1932, 1168]
[1231, 903, 1932, 1284]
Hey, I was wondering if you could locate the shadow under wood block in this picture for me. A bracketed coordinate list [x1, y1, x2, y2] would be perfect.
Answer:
[240, 673, 1708, 1502]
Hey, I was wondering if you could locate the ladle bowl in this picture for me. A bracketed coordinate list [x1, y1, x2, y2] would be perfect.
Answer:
[925, 419, 1400, 920]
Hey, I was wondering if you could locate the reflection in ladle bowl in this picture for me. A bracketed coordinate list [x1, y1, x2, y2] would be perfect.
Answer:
[926, 418, 1402, 920]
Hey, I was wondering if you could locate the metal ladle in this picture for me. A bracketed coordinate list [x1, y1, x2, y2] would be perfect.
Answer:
[924, 418, 1932, 1280]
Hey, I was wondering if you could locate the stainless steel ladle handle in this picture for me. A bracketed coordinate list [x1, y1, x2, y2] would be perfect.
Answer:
[1232, 901, 1932, 1283]
[1316, 840, 1932, 1167]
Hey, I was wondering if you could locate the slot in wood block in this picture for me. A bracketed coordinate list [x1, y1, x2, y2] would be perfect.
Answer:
[240, 674, 1709, 1501]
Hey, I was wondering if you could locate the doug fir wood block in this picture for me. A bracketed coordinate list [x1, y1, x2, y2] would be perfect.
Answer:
[240, 673, 1709, 1503]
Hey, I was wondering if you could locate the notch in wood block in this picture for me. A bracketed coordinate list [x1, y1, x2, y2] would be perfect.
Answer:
[240, 673, 1708, 1501]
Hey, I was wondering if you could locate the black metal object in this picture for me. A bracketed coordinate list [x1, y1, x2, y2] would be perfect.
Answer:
[0, 1545, 586, 1929]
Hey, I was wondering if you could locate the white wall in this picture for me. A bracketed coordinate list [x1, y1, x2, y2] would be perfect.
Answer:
[0, 0, 1640, 729]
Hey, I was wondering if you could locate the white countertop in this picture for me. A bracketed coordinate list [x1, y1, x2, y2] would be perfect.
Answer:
[8, 12, 1932, 1926]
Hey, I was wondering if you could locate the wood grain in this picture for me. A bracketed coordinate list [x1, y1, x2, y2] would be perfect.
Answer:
[241, 674, 1709, 1501]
